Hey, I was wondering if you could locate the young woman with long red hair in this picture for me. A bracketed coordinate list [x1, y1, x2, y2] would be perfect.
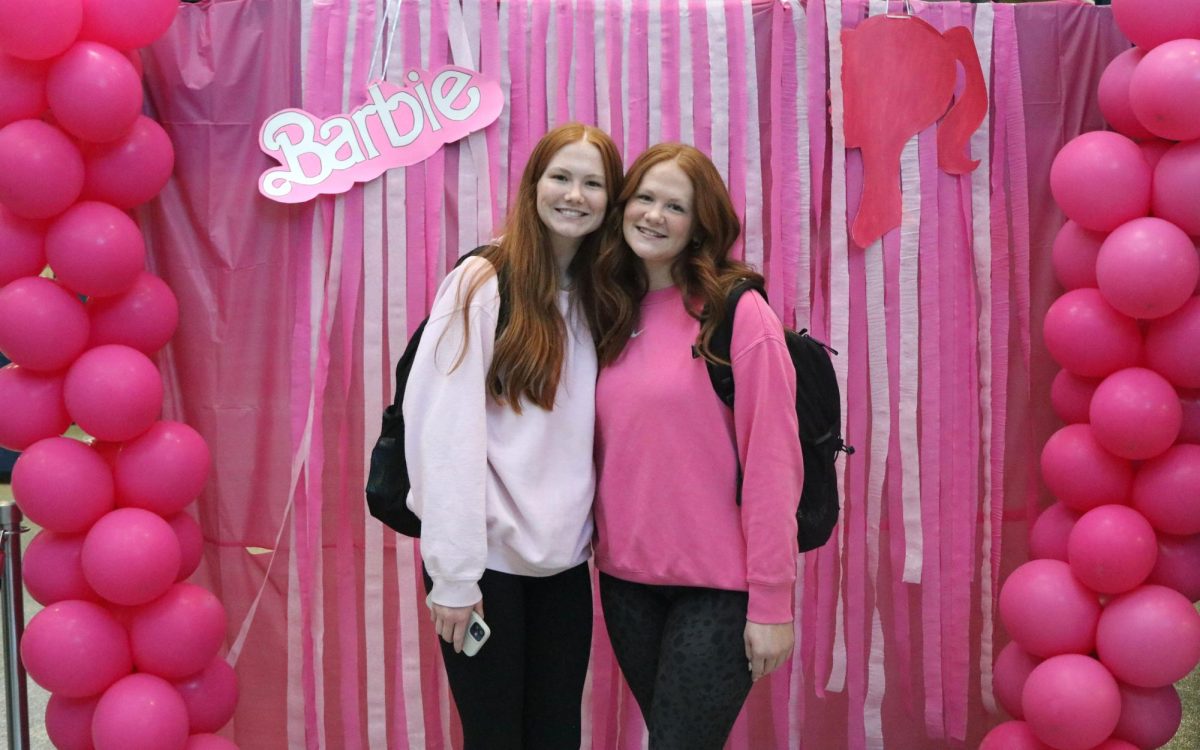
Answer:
[592, 143, 805, 748]
[402, 123, 622, 749]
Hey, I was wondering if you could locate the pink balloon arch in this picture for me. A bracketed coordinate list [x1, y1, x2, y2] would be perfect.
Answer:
[987, 2, 1200, 747]
[0, 0, 240, 747]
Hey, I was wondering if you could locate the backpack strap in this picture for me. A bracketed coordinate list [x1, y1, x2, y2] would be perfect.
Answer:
[699, 277, 768, 408]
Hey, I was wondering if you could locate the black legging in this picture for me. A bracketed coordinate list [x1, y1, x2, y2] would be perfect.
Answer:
[599, 572, 754, 750]
[422, 563, 592, 750]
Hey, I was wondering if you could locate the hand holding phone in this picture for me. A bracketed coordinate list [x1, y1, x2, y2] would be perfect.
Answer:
[427, 595, 491, 657]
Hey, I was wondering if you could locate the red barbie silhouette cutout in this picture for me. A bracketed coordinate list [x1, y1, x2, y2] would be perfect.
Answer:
[842, 14, 988, 247]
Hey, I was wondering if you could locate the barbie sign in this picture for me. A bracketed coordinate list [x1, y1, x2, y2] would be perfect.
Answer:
[258, 66, 503, 203]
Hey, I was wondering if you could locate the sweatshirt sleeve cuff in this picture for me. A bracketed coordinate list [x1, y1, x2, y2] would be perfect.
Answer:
[747, 581, 794, 624]
[429, 578, 483, 609]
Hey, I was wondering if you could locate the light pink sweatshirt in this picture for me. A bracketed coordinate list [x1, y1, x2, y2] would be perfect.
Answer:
[594, 285, 804, 623]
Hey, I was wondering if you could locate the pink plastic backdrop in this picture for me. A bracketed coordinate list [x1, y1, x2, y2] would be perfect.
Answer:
[136, 0, 1127, 747]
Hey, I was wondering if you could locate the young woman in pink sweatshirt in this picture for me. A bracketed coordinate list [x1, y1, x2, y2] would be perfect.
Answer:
[403, 123, 622, 749]
[592, 143, 805, 749]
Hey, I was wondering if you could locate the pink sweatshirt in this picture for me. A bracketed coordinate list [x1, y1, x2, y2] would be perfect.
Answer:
[594, 285, 805, 623]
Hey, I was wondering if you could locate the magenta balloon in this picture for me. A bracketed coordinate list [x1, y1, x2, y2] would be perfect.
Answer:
[1098, 48, 1154, 141]
[999, 559, 1101, 657]
[1042, 288, 1141, 378]
[124, 49, 143, 78]
[45, 693, 100, 750]
[1090, 741, 1138, 750]
[129, 583, 227, 680]
[1113, 682, 1183, 748]
[1180, 388, 1200, 443]
[1090, 367, 1182, 460]
[45, 201, 145, 298]
[1129, 39, 1200, 142]
[1147, 532, 1200, 602]
[0, 0, 83, 61]
[1029, 502, 1081, 562]
[1040, 424, 1134, 512]
[0, 119, 85, 219]
[184, 736, 240, 750]
[0, 276, 88, 372]
[168, 511, 204, 582]
[64, 344, 163, 442]
[115, 420, 211, 516]
[1067, 504, 1158, 595]
[81, 116, 175, 209]
[1132, 443, 1200, 535]
[1049, 370, 1099, 426]
[1145, 296, 1200, 389]
[22, 530, 100, 606]
[82, 508, 181, 606]
[80, 0, 180, 51]
[0, 207, 46, 287]
[1051, 221, 1103, 292]
[1113, 0, 1200, 50]
[993, 641, 1041, 719]
[1095, 217, 1198, 319]
[1021, 654, 1120, 750]
[979, 721, 1051, 750]
[46, 42, 142, 144]
[1097, 584, 1200, 687]
[1049, 131, 1151, 232]
[0, 364, 69, 451]
[11, 437, 113, 533]
[173, 658, 238, 734]
[1139, 137, 1174, 171]
[1152, 139, 1200, 237]
[92, 673, 189, 750]
[19, 600, 131, 697]
[0, 54, 49, 127]
[87, 272, 179, 354]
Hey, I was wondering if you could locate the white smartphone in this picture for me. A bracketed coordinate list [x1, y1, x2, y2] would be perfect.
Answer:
[426, 595, 491, 657]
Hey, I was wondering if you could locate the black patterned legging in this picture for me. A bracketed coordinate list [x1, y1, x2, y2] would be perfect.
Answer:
[599, 572, 755, 750]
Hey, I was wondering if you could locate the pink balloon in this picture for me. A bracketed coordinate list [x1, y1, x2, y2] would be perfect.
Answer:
[115, 421, 211, 516]
[1151, 139, 1200, 237]
[999, 559, 1101, 657]
[1145, 296, 1200, 389]
[172, 658, 238, 734]
[1147, 532, 1200, 602]
[45, 693, 100, 750]
[1089, 741, 1137, 750]
[0, 206, 45, 287]
[46, 42, 142, 144]
[1132, 443, 1200, 535]
[1050, 131, 1151, 232]
[0, 276, 88, 372]
[19, 600, 131, 697]
[124, 49, 143, 78]
[86, 272, 178, 354]
[979, 721, 1051, 750]
[1090, 367, 1182, 460]
[1049, 370, 1100, 425]
[1113, 0, 1200, 51]
[168, 511, 204, 582]
[184, 736, 239, 750]
[82, 508, 181, 606]
[1095, 217, 1198, 320]
[81, 116, 175, 209]
[46, 201, 145, 298]
[1051, 221, 1103, 291]
[1021, 654, 1120, 750]
[92, 673, 189, 750]
[0, 0, 83, 61]
[0, 54, 49, 127]
[11, 437, 113, 533]
[1067, 505, 1158, 594]
[64, 344, 163, 442]
[1113, 682, 1183, 749]
[0, 364, 69, 451]
[1098, 48, 1154, 141]
[1040, 424, 1134, 512]
[1138, 137, 1174, 171]
[1179, 388, 1200, 443]
[1129, 39, 1200, 142]
[80, 0, 180, 51]
[1097, 584, 1200, 687]
[129, 583, 227, 680]
[1029, 502, 1081, 562]
[994, 641, 1041, 719]
[0, 119, 85, 219]
[1043, 289, 1142, 378]
[22, 530, 100, 606]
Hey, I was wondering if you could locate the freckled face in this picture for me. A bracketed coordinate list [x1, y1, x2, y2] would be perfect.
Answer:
[622, 160, 696, 283]
[535, 139, 609, 252]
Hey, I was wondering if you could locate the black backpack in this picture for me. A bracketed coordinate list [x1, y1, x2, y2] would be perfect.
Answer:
[365, 247, 508, 537]
[701, 278, 854, 552]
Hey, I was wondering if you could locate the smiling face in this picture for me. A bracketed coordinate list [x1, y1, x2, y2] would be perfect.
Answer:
[622, 160, 696, 289]
[535, 139, 609, 255]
